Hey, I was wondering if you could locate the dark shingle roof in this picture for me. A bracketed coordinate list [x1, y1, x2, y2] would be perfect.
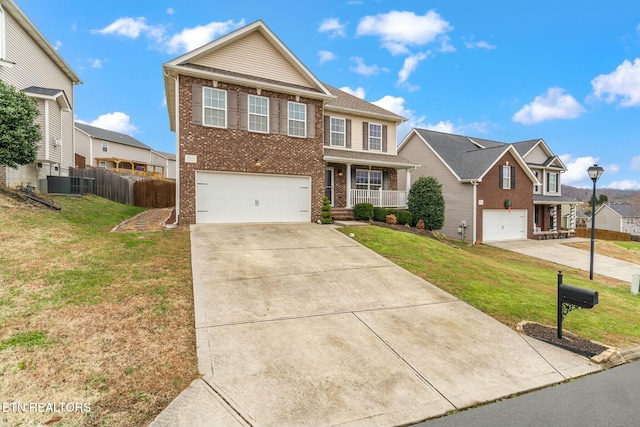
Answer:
[21, 86, 64, 97]
[607, 204, 640, 217]
[322, 83, 406, 122]
[75, 122, 151, 150]
[324, 148, 416, 167]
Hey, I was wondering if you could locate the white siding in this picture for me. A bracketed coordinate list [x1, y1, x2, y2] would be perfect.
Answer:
[523, 144, 548, 164]
[192, 31, 314, 89]
[324, 111, 398, 155]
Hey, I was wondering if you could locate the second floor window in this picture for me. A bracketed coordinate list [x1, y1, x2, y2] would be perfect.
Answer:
[499, 165, 515, 189]
[547, 173, 558, 193]
[502, 165, 511, 189]
[368, 123, 382, 151]
[288, 102, 306, 137]
[203, 87, 226, 128]
[102, 141, 108, 152]
[248, 95, 269, 133]
[330, 117, 345, 147]
[533, 171, 540, 193]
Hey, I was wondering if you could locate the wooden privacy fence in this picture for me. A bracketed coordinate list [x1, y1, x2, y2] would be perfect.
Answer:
[574, 227, 632, 241]
[70, 167, 175, 208]
[134, 179, 175, 208]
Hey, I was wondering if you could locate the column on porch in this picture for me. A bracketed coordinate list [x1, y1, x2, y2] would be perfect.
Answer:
[569, 204, 577, 232]
[346, 163, 352, 208]
[550, 205, 558, 231]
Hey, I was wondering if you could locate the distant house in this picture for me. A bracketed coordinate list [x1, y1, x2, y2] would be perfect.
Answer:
[74, 122, 176, 179]
[398, 129, 581, 243]
[591, 204, 640, 236]
[0, 0, 82, 189]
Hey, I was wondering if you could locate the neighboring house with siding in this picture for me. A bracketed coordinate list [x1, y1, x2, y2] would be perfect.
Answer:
[0, 0, 81, 189]
[398, 129, 580, 243]
[591, 204, 640, 236]
[74, 122, 175, 179]
[163, 20, 414, 225]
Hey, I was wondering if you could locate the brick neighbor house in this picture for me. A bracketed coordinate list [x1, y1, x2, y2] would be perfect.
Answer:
[162, 20, 416, 225]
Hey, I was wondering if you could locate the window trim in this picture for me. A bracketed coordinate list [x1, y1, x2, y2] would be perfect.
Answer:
[288, 101, 306, 137]
[330, 117, 346, 147]
[533, 171, 540, 193]
[547, 172, 558, 193]
[368, 123, 382, 151]
[355, 169, 383, 191]
[248, 94, 269, 133]
[203, 87, 227, 128]
[99, 161, 106, 168]
[101, 141, 108, 152]
[501, 165, 511, 189]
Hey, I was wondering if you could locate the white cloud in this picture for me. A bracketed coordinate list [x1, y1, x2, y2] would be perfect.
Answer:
[349, 57, 388, 76]
[591, 58, 640, 107]
[558, 154, 602, 187]
[356, 10, 452, 55]
[89, 58, 104, 68]
[631, 155, 640, 171]
[339, 86, 366, 99]
[426, 120, 456, 133]
[372, 95, 426, 141]
[77, 112, 138, 135]
[397, 51, 430, 85]
[465, 40, 496, 50]
[438, 35, 456, 53]
[92, 17, 154, 39]
[512, 87, 585, 124]
[53, 40, 62, 50]
[319, 18, 346, 38]
[166, 7, 176, 15]
[318, 50, 337, 64]
[165, 19, 246, 54]
[607, 180, 640, 190]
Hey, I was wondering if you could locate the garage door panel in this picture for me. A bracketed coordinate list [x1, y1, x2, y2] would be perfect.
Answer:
[196, 172, 311, 224]
[483, 209, 527, 242]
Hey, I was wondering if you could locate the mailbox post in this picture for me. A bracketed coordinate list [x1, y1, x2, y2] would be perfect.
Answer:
[557, 271, 599, 339]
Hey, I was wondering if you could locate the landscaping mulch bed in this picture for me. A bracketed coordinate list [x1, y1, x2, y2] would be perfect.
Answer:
[521, 322, 608, 357]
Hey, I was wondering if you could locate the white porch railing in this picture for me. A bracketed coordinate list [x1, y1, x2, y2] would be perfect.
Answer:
[350, 189, 407, 208]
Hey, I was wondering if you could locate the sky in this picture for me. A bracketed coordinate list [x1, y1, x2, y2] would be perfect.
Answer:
[15, 0, 640, 189]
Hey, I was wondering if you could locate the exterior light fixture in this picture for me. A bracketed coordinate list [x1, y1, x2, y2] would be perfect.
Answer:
[587, 164, 604, 280]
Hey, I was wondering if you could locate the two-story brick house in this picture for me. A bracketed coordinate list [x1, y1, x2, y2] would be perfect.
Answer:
[398, 129, 580, 243]
[0, 0, 81, 189]
[163, 20, 415, 225]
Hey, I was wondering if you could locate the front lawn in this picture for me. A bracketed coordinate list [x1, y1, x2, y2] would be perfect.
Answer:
[339, 226, 640, 349]
[0, 194, 197, 427]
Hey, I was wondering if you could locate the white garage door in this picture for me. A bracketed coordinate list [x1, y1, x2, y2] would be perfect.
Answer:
[483, 209, 527, 242]
[195, 172, 311, 224]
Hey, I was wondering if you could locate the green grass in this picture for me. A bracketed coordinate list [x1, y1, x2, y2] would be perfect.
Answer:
[339, 225, 640, 348]
[613, 241, 640, 251]
[0, 331, 56, 351]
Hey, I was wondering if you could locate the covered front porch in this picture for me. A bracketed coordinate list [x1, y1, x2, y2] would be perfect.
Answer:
[533, 195, 582, 239]
[323, 148, 417, 209]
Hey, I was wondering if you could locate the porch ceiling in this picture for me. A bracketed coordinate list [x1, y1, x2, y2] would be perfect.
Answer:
[533, 194, 582, 205]
[324, 148, 418, 169]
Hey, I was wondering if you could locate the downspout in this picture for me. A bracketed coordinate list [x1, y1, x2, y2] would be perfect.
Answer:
[164, 71, 180, 226]
[472, 180, 478, 244]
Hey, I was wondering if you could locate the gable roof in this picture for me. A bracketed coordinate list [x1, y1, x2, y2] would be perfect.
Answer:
[598, 204, 640, 218]
[74, 122, 151, 150]
[163, 20, 334, 131]
[400, 128, 539, 183]
[0, 0, 81, 84]
[22, 86, 71, 111]
[512, 138, 567, 170]
[323, 83, 406, 123]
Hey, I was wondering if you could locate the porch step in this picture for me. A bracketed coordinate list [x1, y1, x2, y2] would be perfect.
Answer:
[332, 208, 354, 221]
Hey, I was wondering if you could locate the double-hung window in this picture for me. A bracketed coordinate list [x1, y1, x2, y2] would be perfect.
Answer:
[102, 141, 108, 152]
[330, 117, 345, 147]
[355, 169, 382, 191]
[288, 102, 306, 137]
[203, 87, 226, 128]
[502, 165, 511, 189]
[248, 95, 268, 133]
[533, 171, 540, 193]
[547, 173, 558, 193]
[368, 123, 382, 151]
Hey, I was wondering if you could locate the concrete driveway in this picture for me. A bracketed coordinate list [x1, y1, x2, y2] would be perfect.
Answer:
[151, 224, 600, 427]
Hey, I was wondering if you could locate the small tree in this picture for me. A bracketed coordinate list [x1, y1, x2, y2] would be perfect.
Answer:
[321, 196, 333, 224]
[0, 80, 41, 168]
[407, 176, 445, 231]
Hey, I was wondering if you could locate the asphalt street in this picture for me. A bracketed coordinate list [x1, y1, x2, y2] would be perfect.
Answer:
[417, 360, 640, 427]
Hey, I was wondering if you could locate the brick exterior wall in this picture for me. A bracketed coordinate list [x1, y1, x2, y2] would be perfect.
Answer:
[177, 75, 325, 224]
[327, 163, 397, 208]
[476, 151, 534, 242]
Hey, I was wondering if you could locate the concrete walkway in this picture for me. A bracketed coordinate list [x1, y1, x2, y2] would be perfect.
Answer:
[487, 237, 640, 283]
[150, 224, 600, 427]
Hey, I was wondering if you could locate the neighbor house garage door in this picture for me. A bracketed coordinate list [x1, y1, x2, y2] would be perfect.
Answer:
[195, 172, 311, 224]
[482, 209, 527, 242]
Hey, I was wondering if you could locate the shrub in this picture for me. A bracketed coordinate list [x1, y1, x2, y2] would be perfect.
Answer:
[407, 176, 445, 230]
[387, 209, 399, 219]
[397, 210, 413, 226]
[416, 219, 425, 230]
[321, 197, 333, 224]
[353, 203, 374, 221]
[373, 207, 388, 222]
[386, 213, 397, 225]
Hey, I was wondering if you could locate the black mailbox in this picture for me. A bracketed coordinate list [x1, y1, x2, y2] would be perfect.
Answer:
[559, 283, 599, 309]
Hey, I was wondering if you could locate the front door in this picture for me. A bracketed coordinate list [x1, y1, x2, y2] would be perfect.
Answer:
[325, 167, 334, 206]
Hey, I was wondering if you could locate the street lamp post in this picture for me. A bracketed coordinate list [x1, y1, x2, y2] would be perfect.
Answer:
[587, 164, 604, 280]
